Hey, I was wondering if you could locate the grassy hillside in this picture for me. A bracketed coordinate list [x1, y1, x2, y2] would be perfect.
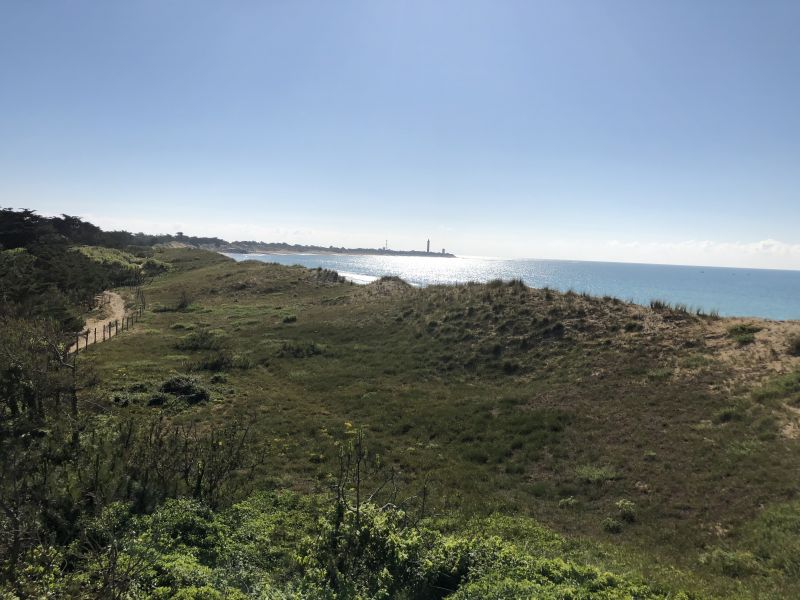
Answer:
[76, 248, 800, 598]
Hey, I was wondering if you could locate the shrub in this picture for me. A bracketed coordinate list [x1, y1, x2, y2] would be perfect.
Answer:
[128, 381, 149, 392]
[714, 405, 745, 423]
[148, 392, 170, 406]
[602, 518, 623, 534]
[752, 371, 800, 405]
[153, 290, 195, 313]
[159, 375, 210, 404]
[282, 314, 297, 323]
[316, 268, 344, 283]
[175, 329, 223, 351]
[741, 500, 800, 577]
[142, 257, 169, 276]
[193, 350, 253, 372]
[615, 499, 637, 522]
[278, 341, 323, 358]
[728, 324, 762, 346]
[576, 465, 619, 484]
[558, 497, 577, 509]
[650, 299, 668, 311]
[176, 290, 193, 311]
[789, 335, 800, 357]
[699, 548, 762, 578]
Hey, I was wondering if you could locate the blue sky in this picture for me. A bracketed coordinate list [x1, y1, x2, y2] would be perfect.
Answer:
[1, 1, 799, 268]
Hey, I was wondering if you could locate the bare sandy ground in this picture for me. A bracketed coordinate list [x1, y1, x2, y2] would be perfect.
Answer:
[69, 291, 127, 353]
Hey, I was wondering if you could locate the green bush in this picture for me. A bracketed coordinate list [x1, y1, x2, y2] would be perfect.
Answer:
[752, 371, 800, 405]
[615, 499, 637, 523]
[699, 548, 762, 578]
[191, 350, 253, 372]
[175, 329, 223, 351]
[602, 517, 623, 534]
[159, 375, 210, 404]
[741, 500, 800, 578]
[728, 324, 762, 346]
[576, 465, 619, 484]
[558, 497, 577, 509]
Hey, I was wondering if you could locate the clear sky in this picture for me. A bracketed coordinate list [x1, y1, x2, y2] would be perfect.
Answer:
[1, 1, 799, 268]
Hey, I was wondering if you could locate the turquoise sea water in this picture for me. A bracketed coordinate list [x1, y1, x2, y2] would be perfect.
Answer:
[225, 253, 800, 321]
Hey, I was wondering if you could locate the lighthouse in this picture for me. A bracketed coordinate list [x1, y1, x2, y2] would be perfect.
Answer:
[426, 238, 430, 253]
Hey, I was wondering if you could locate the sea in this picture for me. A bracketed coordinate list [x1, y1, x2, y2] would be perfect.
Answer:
[224, 253, 800, 321]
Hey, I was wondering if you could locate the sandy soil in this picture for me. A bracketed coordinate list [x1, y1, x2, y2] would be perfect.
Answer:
[702, 317, 800, 438]
[69, 291, 127, 353]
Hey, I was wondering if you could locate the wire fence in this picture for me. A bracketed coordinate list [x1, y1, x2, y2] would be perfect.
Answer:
[69, 287, 147, 355]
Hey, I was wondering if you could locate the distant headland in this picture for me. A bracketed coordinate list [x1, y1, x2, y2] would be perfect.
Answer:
[209, 240, 456, 258]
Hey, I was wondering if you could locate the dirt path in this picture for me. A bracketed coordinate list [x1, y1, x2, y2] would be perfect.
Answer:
[69, 291, 127, 353]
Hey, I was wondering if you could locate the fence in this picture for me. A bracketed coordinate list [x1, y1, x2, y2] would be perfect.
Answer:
[70, 287, 147, 355]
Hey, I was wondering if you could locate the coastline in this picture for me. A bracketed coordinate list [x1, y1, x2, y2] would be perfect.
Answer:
[216, 245, 456, 258]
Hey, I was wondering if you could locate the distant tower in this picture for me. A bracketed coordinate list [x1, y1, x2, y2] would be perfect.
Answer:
[441, 248, 445, 254]
[427, 238, 430, 253]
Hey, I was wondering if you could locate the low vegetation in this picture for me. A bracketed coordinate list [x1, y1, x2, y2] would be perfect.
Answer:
[728, 323, 763, 346]
[2, 211, 800, 598]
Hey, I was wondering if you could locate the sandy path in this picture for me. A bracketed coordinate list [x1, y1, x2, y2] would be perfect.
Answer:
[69, 291, 127, 353]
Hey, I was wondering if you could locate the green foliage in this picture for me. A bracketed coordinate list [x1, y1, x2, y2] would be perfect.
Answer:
[76, 245, 168, 282]
[7, 490, 685, 599]
[739, 500, 800, 578]
[727, 323, 762, 346]
[615, 499, 637, 523]
[752, 371, 800, 406]
[191, 350, 254, 372]
[698, 548, 762, 578]
[602, 517, 623, 534]
[278, 341, 323, 358]
[575, 465, 619, 485]
[6, 227, 800, 598]
[159, 374, 211, 403]
[175, 329, 224, 351]
[557, 496, 577, 509]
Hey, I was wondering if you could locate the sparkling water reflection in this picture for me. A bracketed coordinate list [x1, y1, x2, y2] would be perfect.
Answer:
[224, 253, 800, 320]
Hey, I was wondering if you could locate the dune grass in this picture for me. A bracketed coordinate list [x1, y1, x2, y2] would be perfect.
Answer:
[78, 248, 800, 598]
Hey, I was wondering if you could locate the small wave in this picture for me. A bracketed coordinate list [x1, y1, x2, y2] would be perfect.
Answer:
[338, 271, 379, 285]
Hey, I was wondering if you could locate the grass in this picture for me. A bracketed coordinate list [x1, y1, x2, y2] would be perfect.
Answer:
[728, 323, 763, 346]
[575, 465, 620, 485]
[789, 335, 800, 357]
[77, 247, 800, 598]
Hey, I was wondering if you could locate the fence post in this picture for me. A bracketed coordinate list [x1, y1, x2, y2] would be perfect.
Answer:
[94, 327, 97, 344]
[115, 320, 118, 335]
